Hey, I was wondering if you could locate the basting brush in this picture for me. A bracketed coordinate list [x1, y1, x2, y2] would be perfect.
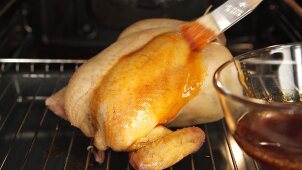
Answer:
[181, 0, 263, 51]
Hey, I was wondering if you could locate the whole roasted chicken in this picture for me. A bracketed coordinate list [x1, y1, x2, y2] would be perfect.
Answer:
[46, 18, 233, 170]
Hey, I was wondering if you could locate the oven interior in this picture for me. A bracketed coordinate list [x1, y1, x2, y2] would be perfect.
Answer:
[0, 0, 301, 169]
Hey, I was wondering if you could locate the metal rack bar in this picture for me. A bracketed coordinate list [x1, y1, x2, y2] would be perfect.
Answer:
[0, 79, 16, 130]
[190, 154, 195, 170]
[272, 75, 302, 102]
[106, 150, 112, 170]
[84, 139, 94, 170]
[258, 76, 271, 99]
[63, 129, 76, 170]
[0, 0, 17, 17]
[253, 160, 261, 170]
[0, 80, 12, 101]
[0, 101, 17, 130]
[277, 13, 302, 41]
[222, 121, 238, 170]
[42, 120, 61, 170]
[0, 82, 43, 169]
[20, 77, 61, 169]
[0, 58, 85, 64]
[20, 108, 50, 169]
[16, 83, 42, 135]
[204, 124, 216, 170]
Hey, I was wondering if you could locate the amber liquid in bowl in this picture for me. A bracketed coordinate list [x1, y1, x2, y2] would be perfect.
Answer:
[233, 111, 302, 170]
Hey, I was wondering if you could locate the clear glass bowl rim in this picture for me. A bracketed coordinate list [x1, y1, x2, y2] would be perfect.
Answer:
[213, 42, 302, 111]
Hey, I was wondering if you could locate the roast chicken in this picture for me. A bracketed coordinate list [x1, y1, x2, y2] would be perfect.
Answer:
[45, 18, 234, 169]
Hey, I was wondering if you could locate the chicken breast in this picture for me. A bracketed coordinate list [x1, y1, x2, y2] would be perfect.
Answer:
[44, 18, 237, 169]
[91, 32, 204, 151]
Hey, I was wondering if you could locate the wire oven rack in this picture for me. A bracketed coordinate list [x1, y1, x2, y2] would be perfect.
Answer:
[0, 59, 268, 170]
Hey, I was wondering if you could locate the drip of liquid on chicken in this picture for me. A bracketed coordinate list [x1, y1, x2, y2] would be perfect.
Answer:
[91, 32, 205, 151]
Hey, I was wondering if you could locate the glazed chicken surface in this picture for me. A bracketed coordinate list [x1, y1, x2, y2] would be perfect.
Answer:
[45, 18, 234, 170]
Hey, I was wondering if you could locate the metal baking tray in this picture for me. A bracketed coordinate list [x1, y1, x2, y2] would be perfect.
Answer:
[0, 59, 268, 170]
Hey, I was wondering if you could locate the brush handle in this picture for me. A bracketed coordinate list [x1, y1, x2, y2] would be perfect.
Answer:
[210, 0, 262, 32]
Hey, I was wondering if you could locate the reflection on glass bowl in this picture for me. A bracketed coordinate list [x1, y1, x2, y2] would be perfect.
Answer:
[213, 42, 302, 170]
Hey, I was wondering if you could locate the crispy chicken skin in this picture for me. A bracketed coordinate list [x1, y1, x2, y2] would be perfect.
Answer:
[45, 18, 235, 169]
[91, 32, 204, 151]
[130, 127, 205, 170]
[64, 27, 177, 138]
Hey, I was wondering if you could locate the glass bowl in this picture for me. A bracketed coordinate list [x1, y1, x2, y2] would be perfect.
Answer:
[213, 42, 302, 170]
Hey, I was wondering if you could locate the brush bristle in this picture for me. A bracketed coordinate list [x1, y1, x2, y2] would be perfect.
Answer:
[181, 22, 216, 51]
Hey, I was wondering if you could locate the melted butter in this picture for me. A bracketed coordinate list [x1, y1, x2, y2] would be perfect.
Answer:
[155, 48, 205, 124]
[182, 51, 204, 98]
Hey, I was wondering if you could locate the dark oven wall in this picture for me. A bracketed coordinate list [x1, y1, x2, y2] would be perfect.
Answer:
[0, 0, 301, 59]
[30, 0, 214, 58]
